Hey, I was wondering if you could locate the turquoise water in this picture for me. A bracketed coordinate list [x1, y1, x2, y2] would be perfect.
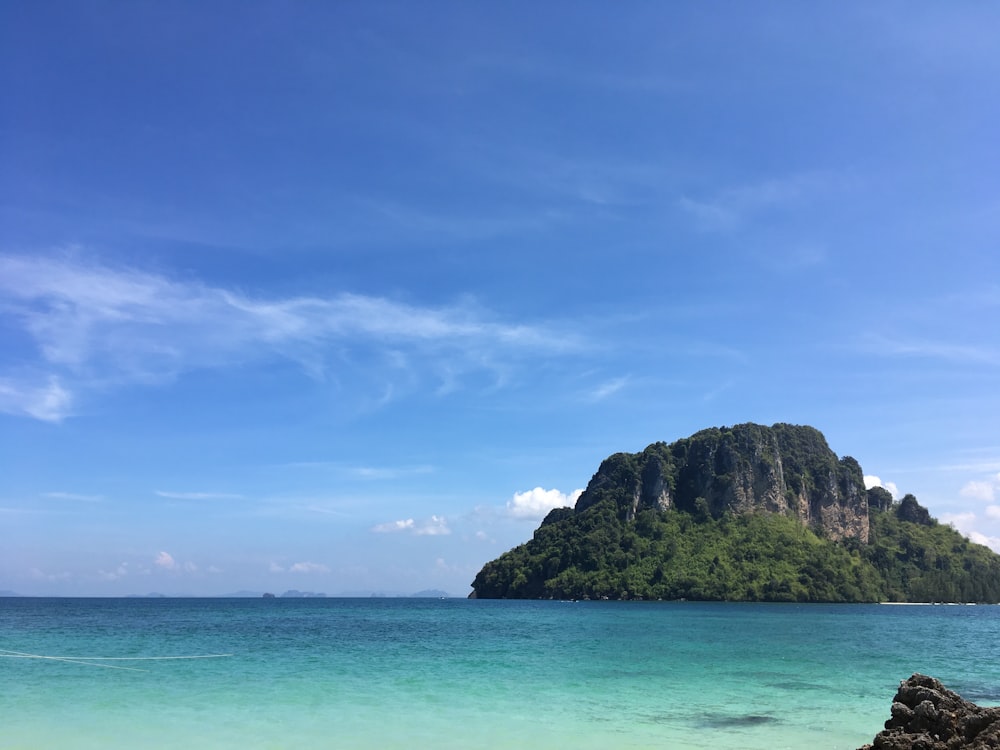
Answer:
[3, 599, 1000, 749]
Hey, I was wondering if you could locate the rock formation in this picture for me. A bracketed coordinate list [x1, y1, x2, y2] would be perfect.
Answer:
[860, 673, 1000, 749]
[470, 423, 1000, 601]
[573, 423, 869, 541]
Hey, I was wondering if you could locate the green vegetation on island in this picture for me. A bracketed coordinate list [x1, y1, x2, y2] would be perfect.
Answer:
[471, 424, 1000, 603]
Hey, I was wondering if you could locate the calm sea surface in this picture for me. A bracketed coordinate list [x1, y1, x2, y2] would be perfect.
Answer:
[2, 598, 999, 749]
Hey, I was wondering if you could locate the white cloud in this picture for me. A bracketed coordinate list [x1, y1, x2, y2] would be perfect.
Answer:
[941, 512, 976, 529]
[960, 473, 1000, 502]
[961, 481, 995, 502]
[506, 487, 583, 520]
[372, 518, 416, 533]
[289, 561, 330, 574]
[864, 475, 899, 499]
[967, 531, 1000, 554]
[940, 512, 1000, 554]
[153, 551, 197, 572]
[416, 515, 451, 535]
[269, 561, 285, 573]
[371, 515, 451, 536]
[154, 551, 177, 570]
[0, 252, 583, 421]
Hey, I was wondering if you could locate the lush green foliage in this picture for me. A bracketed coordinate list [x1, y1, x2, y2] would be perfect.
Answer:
[866, 500, 1000, 602]
[472, 500, 1000, 602]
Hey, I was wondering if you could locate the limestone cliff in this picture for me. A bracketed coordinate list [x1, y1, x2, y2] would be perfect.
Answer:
[572, 423, 868, 542]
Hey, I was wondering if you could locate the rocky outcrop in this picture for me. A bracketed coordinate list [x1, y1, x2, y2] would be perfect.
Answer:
[860, 673, 1000, 749]
[574, 423, 869, 542]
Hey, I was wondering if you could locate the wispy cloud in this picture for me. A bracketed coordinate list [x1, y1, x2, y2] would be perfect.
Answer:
[0, 376, 72, 422]
[29, 567, 72, 582]
[276, 462, 435, 481]
[155, 491, 244, 501]
[348, 465, 434, 480]
[585, 376, 629, 402]
[361, 197, 554, 242]
[701, 379, 735, 403]
[98, 562, 131, 581]
[862, 334, 1000, 367]
[289, 561, 330, 574]
[371, 515, 451, 536]
[677, 172, 844, 233]
[926, 457, 1000, 474]
[0, 251, 585, 421]
[43, 491, 104, 502]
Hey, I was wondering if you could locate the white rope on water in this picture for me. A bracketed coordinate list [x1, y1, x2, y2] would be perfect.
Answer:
[0, 648, 233, 672]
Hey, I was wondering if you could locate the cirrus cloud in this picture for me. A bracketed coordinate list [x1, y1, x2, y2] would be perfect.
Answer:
[0, 251, 585, 422]
[155, 490, 244, 501]
[0, 376, 72, 422]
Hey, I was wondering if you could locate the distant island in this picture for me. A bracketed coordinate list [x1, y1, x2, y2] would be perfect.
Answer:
[259, 590, 452, 599]
[0, 589, 453, 599]
[471, 423, 1000, 602]
[409, 589, 450, 598]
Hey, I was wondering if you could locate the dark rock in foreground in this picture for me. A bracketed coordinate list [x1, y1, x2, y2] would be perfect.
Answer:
[860, 673, 1000, 749]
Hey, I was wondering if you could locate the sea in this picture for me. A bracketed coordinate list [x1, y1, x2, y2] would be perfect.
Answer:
[2, 598, 999, 750]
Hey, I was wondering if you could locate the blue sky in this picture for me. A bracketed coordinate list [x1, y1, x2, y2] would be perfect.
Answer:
[2, 3, 999, 596]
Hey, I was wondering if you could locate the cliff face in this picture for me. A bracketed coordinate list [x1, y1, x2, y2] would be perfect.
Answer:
[573, 423, 869, 542]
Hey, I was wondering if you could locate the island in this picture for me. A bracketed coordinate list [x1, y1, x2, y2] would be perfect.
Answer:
[471, 423, 1000, 602]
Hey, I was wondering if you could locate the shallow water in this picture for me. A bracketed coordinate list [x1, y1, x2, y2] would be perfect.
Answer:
[2, 598, 999, 749]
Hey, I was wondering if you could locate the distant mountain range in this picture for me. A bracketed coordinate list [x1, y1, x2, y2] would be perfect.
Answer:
[0, 589, 453, 598]
[231, 589, 452, 598]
